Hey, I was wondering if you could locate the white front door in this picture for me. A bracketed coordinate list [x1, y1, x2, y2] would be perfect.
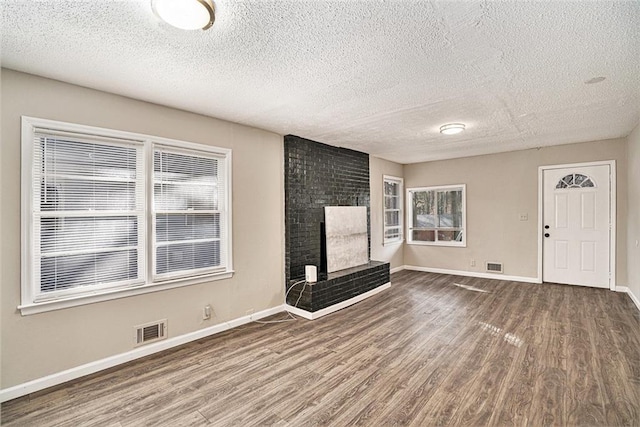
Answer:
[542, 164, 611, 288]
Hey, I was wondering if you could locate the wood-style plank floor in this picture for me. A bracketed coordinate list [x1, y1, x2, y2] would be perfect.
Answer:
[3, 271, 640, 426]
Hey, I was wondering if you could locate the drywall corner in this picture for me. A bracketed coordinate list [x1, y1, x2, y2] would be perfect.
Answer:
[369, 156, 404, 270]
[626, 122, 640, 305]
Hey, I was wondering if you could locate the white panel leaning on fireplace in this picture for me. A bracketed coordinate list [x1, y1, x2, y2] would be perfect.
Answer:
[324, 206, 368, 273]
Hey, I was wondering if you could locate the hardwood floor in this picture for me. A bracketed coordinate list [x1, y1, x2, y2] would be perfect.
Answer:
[3, 270, 640, 426]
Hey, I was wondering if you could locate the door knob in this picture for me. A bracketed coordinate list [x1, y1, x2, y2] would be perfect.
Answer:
[544, 233, 550, 238]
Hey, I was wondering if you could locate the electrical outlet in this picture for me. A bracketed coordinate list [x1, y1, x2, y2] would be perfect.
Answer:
[470, 259, 476, 267]
[203, 305, 212, 320]
[519, 213, 528, 221]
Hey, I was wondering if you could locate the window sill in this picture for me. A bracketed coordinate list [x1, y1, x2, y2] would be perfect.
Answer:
[18, 271, 234, 316]
[407, 241, 466, 247]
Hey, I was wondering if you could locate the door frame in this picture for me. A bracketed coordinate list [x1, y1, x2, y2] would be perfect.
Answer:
[537, 160, 616, 290]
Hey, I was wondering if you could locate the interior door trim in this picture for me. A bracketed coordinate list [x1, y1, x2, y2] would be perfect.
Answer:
[537, 160, 616, 290]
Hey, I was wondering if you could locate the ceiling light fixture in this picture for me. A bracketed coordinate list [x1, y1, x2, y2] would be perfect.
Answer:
[439, 123, 466, 135]
[152, 0, 215, 30]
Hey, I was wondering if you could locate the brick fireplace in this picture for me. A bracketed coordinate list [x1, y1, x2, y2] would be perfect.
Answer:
[284, 135, 390, 317]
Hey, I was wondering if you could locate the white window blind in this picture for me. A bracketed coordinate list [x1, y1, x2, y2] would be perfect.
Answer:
[153, 147, 227, 280]
[31, 130, 145, 299]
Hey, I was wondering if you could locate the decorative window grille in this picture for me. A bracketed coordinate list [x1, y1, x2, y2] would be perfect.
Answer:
[555, 173, 595, 189]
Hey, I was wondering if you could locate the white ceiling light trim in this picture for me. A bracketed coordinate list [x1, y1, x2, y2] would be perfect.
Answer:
[151, 0, 215, 30]
[439, 123, 466, 135]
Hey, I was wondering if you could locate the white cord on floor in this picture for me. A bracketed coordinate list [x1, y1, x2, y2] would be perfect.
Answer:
[254, 279, 308, 324]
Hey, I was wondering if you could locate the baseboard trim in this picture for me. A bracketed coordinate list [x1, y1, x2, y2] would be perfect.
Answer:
[403, 265, 541, 284]
[0, 305, 285, 403]
[390, 265, 405, 274]
[286, 282, 391, 320]
[616, 286, 640, 312]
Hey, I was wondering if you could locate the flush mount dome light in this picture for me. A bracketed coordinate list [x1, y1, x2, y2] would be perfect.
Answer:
[439, 123, 466, 135]
[152, 0, 215, 30]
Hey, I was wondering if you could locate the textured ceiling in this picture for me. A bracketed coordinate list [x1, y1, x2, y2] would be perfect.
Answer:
[1, 0, 639, 164]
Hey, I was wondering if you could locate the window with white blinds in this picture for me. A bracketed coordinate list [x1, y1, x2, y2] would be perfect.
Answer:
[383, 175, 403, 245]
[21, 117, 232, 311]
[153, 148, 226, 280]
[32, 131, 145, 298]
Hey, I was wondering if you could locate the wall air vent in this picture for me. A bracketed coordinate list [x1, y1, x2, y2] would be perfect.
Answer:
[486, 262, 503, 273]
[135, 319, 167, 346]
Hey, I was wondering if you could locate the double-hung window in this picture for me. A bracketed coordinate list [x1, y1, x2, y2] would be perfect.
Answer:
[383, 175, 403, 244]
[21, 117, 232, 314]
[407, 184, 466, 246]
[33, 129, 145, 296]
[153, 147, 227, 281]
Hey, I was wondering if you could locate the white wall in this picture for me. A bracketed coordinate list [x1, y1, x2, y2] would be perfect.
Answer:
[0, 70, 285, 389]
[369, 156, 404, 270]
[627, 123, 640, 303]
[403, 139, 628, 283]
[0, 68, 4, 413]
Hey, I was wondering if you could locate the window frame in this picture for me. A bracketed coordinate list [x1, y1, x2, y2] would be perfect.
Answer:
[383, 175, 404, 245]
[20, 116, 233, 315]
[406, 184, 467, 247]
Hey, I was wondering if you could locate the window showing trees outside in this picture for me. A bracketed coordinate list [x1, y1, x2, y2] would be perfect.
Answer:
[408, 185, 466, 246]
[383, 176, 403, 244]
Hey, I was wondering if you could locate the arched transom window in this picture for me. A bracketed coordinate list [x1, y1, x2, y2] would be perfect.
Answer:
[555, 173, 595, 189]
